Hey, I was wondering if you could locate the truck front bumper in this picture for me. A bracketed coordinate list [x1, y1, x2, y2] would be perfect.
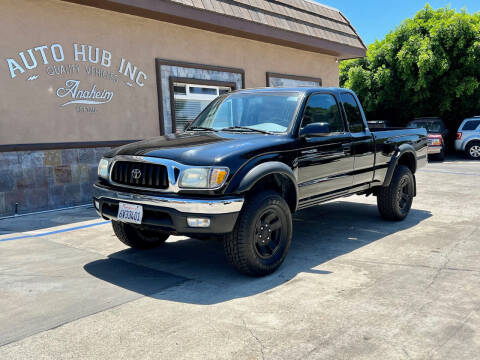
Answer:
[93, 183, 244, 235]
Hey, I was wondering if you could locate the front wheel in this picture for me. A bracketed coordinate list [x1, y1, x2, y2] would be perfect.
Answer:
[224, 191, 292, 276]
[112, 221, 170, 249]
[377, 165, 414, 221]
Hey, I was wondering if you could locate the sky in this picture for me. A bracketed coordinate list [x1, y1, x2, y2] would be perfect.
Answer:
[316, 1, 480, 45]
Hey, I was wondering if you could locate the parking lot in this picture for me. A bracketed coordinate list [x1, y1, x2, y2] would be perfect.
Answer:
[0, 157, 478, 359]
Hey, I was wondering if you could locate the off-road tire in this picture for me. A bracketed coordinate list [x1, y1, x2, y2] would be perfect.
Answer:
[112, 221, 170, 249]
[224, 191, 292, 276]
[465, 141, 480, 160]
[377, 165, 414, 221]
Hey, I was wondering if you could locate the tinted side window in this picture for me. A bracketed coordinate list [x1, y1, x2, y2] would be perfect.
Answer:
[301, 94, 344, 133]
[462, 120, 480, 131]
[341, 93, 364, 133]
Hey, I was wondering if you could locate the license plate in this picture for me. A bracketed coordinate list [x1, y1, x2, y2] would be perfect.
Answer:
[117, 202, 143, 224]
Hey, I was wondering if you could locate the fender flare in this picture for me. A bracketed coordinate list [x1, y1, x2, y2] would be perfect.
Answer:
[382, 144, 417, 188]
[231, 162, 299, 211]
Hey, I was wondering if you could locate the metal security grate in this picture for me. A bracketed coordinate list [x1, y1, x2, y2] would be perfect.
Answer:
[110, 161, 169, 189]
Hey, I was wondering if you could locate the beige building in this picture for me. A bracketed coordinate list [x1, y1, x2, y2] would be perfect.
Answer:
[0, 0, 365, 216]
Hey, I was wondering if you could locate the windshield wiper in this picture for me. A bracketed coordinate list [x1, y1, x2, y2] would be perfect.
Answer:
[221, 126, 272, 134]
[187, 126, 218, 132]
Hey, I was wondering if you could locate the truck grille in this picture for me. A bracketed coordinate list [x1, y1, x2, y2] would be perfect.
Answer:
[110, 161, 169, 189]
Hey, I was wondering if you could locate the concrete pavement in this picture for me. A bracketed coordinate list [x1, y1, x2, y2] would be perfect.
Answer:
[0, 157, 479, 359]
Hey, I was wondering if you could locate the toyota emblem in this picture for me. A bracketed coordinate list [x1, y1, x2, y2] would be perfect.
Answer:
[131, 168, 142, 180]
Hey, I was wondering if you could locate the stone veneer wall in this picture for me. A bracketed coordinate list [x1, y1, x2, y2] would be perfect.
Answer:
[0, 147, 111, 216]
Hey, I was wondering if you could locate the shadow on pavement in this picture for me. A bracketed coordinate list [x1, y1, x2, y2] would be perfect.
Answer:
[428, 154, 470, 163]
[84, 200, 432, 305]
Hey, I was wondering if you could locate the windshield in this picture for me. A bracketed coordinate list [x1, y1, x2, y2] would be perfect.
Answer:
[188, 92, 302, 133]
[408, 120, 443, 132]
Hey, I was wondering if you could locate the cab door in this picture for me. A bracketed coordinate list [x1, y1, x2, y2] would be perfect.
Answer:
[340, 92, 375, 186]
[297, 93, 354, 200]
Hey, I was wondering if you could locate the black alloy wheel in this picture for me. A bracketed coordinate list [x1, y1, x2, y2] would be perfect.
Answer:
[224, 190, 292, 276]
[253, 208, 285, 259]
[377, 165, 415, 221]
[397, 176, 413, 217]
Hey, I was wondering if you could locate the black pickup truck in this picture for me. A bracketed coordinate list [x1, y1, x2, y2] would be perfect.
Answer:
[93, 88, 427, 276]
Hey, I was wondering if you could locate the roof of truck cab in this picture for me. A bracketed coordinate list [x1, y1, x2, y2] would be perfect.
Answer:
[233, 87, 355, 96]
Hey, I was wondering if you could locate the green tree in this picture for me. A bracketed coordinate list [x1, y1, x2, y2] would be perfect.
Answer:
[340, 5, 480, 131]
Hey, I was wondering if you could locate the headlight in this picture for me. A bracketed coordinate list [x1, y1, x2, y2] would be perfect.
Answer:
[98, 158, 110, 179]
[179, 167, 229, 189]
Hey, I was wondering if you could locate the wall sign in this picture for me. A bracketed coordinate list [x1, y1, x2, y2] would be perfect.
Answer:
[5, 43, 149, 112]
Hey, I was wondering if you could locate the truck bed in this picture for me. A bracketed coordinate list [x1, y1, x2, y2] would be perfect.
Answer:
[371, 127, 428, 184]
[371, 127, 427, 143]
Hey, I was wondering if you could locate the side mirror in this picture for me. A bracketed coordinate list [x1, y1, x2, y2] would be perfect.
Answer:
[300, 122, 330, 137]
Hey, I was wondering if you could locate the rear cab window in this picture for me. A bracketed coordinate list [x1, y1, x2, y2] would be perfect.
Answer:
[461, 120, 480, 131]
[340, 93, 365, 133]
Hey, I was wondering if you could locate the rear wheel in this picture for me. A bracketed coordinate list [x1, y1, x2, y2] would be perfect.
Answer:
[377, 165, 414, 221]
[224, 191, 292, 276]
[112, 221, 170, 249]
[466, 141, 480, 160]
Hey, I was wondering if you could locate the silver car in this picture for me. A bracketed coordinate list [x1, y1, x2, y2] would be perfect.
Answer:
[455, 117, 480, 159]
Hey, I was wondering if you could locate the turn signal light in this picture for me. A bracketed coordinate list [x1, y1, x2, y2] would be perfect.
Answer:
[456, 132, 462, 140]
[210, 169, 227, 185]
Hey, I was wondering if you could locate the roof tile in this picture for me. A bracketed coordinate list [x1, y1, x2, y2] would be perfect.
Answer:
[163, 0, 365, 53]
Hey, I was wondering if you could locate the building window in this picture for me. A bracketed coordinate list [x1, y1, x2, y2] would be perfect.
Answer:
[156, 59, 245, 134]
[172, 83, 232, 132]
[266, 72, 322, 88]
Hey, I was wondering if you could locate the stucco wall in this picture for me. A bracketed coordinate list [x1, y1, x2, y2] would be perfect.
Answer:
[0, 0, 339, 146]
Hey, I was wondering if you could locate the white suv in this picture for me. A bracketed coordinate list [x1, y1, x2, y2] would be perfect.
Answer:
[455, 117, 480, 159]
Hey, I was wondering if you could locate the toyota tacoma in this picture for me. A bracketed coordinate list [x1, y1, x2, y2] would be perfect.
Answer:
[93, 87, 427, 276]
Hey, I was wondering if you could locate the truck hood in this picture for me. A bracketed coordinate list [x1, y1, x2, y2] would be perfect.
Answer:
[105, 132, 294, 167]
